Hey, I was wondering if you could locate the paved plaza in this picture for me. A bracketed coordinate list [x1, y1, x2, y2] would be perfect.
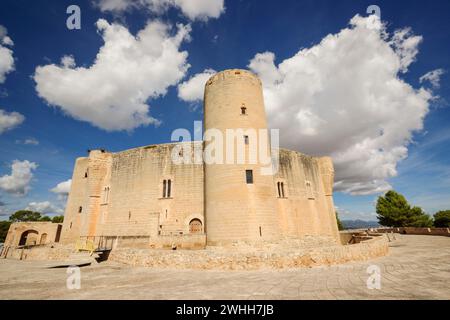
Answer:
[0, 234, 449, 300]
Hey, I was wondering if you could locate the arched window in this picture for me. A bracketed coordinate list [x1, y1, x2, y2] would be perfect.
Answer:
[189, 219, 203, 234]
[78, 206, 83, 213]
[40, 233, 48, 245]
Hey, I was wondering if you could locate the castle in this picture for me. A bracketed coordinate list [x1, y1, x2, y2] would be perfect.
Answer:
[4, 69, 341, 250]
[60, 69, 340, 248]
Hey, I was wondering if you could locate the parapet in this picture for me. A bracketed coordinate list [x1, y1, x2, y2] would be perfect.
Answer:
[205, 69, 262, 87]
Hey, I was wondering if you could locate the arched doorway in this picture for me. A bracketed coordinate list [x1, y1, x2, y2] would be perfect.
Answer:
[189, 219, 203, 234]
[19, 230, 39, 246]
[39, 233, 48, 245]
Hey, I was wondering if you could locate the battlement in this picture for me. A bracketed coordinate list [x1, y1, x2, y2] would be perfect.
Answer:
[205, 69, 261, 87]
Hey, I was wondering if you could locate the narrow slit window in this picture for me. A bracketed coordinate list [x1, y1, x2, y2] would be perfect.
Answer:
[277, 182, 281, 197]
[246, 170, 253, 184]
[244, 135, 249, 145]
[163, 180, 166, 198]
[167, 179, 172, 198]
[78, 206, 82, 213]
[281, 182, 285, 198]
[241, 103, 247, 115]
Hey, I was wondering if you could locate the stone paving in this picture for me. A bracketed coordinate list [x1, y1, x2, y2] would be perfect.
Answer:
[0, 234, 449, 300]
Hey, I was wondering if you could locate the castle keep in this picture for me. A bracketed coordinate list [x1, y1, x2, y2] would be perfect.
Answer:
[57, 69, 340, 248]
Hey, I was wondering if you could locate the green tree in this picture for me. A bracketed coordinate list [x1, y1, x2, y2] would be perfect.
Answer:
[9, 210, 42, 222]
[0, 221, 11, 243]
[39, 216, 51, 222]
[336, 212, 344, 231]
[51, 215, 64, 223]
[376, 191, 432, 227]
[434, 210, 450, 227]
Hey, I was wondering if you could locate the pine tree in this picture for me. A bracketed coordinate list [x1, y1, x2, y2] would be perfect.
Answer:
[376, 190, 432, 227]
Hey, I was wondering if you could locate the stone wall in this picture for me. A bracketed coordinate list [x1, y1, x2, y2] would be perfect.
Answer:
[3, 222, 62, 247]
[61, 142, 204, 244]
[275, 150, 340, 242]
[1, 243, 73, 261]
[373, 227, 450, 237]
[149, 234, 206, 250]
[108, 235, 388, 270]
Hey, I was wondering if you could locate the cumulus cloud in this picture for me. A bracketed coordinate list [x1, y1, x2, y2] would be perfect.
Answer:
[26, 201, 63, 214]
[0, 160, 38, 196]
[248, 15, 433, 195]
[34, 19, 191, 131]
[420, 69, 445, 89]
[50, 179, 72, 199]
[94, 0, 225, 21]
[0, 109, 25, 134]
[178, 68, 216, 102]
[0, 25, 15, 83]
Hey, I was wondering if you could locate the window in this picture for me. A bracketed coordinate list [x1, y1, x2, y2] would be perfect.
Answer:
[246, 170, 253, 184]
[305, 181, 314, 200]
[167, 179, 172, 198]
[244, 135, 249, 145]
[103, 187, 110, 203]
[241, 106, 247, 115]
[162, 179, 172, 198]
[163, 180, 166, 198]
[277, 182, 286, 198]
[78, 206, 83, 213]
[84, 171, 88, 178]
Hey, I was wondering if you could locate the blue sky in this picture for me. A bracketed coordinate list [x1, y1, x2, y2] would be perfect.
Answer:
[0, 0, 449, 221]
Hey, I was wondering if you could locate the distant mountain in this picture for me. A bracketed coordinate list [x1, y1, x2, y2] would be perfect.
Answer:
[341, 220, 380, 230]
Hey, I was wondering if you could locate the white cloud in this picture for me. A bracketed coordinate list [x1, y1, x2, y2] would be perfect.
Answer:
[24, 138, 39, 145]
[94, 0, 225, 21]
[178, 68, 216, 102]
[420, 69, 445, 89]
[26, 201, 63, 214]
[16, 138, 39, 145]
[0, 160, 38, 196]
[34, 19, 191, 131]
[0, 109, 25, 134]
[0, 25, 15, 83]
[248, 15, 433, 195]
[50, 179, 72, 198]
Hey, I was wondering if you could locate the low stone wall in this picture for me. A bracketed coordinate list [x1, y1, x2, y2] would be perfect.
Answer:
[108, 235, 389, 270]
[1, 243, 74, 261]
[149, 234, 206, 250]
[113, 236, 151, 249]
[374, 227, 450, 237]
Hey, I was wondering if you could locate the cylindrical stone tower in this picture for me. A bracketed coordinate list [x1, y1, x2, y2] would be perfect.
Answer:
[204, 69, 281, 245]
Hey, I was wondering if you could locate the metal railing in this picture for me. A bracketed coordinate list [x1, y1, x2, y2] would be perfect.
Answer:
[76, 236, 115, 253]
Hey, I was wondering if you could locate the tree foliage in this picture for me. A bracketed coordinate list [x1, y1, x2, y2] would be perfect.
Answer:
[335, 212, 344, 231]
[9, 210, 42, 222]
[52, 215, 64, 223]
[0, 221, 11, 243]
[376, 190, 433, 227]
[434, 210, 450, 227]
[8, 210, 61, 223]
